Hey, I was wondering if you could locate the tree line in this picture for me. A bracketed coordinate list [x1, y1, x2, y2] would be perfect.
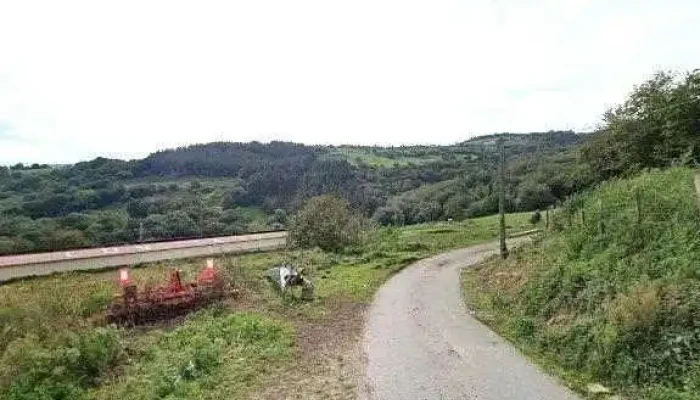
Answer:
[582, 69, 700, 179]
[0, 133, 583, 255]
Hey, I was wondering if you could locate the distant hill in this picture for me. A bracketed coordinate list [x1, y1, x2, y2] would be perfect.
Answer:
[135, 141, 319, 178]
[0, 132, 589, 255]
[461, 130, 587, 153]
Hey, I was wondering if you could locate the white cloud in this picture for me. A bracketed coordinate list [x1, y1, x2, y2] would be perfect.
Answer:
[0, 0, 698, 163]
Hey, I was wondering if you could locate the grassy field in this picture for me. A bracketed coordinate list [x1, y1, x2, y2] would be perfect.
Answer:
[0, 212, 535, 399]
[326, 146, 476, 167]
[462, 168, 700, 399]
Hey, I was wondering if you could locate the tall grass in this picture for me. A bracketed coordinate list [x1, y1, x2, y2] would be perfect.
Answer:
[0, 327, 124, 400]
[463, 168, 700, 399]
[85, 310, 293, 400]
[0, 211, 536, 399]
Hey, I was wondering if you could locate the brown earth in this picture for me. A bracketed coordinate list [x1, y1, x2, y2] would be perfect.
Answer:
[255, 298, 366, 400]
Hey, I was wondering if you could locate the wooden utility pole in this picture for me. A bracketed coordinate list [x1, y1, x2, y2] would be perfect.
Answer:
[138, 221, 144, 243]
[498, 136, 508, 259]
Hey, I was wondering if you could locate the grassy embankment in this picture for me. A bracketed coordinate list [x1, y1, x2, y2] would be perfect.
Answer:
[463, 168, 700, 399]
[0, 212, 535, 400]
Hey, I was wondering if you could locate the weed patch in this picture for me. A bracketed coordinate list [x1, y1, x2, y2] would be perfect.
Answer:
[1, 328, 123, 400]
[86, 311, 293, 399]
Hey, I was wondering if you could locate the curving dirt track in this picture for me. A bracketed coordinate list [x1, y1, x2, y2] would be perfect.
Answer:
[361, 238, 580, 400]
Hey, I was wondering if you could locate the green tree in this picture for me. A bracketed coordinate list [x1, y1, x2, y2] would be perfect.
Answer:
[268, 208, 287, 227]
[222, 186, 248, 209]
[87, 212, 130, 244]
[58, 213, 91, 231]
[164, 211, 198, 238]
[515, 181, 555, 211]
[581, 69, 700, 178]
[126, 199, 149, 219]
[45, 229, 89, 249]
[219, 209, 248, 235]
[143, 214, 168, 239]
[373, 205, 405, 225]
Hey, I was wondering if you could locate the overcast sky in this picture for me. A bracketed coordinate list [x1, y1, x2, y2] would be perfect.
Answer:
[1, 0, 699, 164]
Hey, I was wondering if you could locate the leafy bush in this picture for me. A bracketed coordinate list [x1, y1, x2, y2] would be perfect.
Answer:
[0, 328, 124, 400]
[289, 195, 372, 251]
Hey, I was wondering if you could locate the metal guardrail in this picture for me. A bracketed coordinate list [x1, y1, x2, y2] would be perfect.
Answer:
[0, 228, 542, 283]
[0, 231, 288, 283]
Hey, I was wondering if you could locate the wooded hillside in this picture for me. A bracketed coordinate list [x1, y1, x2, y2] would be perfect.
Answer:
[0, 131, 585, 255]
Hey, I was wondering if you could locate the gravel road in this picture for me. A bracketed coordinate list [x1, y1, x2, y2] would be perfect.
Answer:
[362, 239, 581, 400]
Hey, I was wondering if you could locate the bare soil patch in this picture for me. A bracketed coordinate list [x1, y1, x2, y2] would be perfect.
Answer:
[255, 298, 367, 400]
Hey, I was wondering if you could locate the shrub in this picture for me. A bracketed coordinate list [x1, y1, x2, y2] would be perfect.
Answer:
[0, 328, 124, 400]
[269, 208, 287, 226]
[289, 195, 372, 251]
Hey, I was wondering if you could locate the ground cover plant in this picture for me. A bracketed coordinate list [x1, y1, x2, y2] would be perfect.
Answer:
[462, 168, 700, 399]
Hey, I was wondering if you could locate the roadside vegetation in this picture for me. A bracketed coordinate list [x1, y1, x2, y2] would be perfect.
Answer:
[463, 168, 700, 399]
[0, 212, 535, 399]
[463, 68, 700, 400]
[287, 195, 372, 252]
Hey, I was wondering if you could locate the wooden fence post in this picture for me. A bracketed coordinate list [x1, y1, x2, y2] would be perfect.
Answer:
[598, 200, 605, 235]
[635, 189, 642, 226]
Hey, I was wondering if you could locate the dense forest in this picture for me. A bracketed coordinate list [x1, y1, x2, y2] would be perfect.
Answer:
[0, 131, 586, 255]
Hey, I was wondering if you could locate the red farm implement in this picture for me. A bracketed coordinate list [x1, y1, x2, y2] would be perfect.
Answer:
[106, 259, 233, 324]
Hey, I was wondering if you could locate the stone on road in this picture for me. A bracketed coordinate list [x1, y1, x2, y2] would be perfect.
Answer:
[362, 239, 580, 400]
